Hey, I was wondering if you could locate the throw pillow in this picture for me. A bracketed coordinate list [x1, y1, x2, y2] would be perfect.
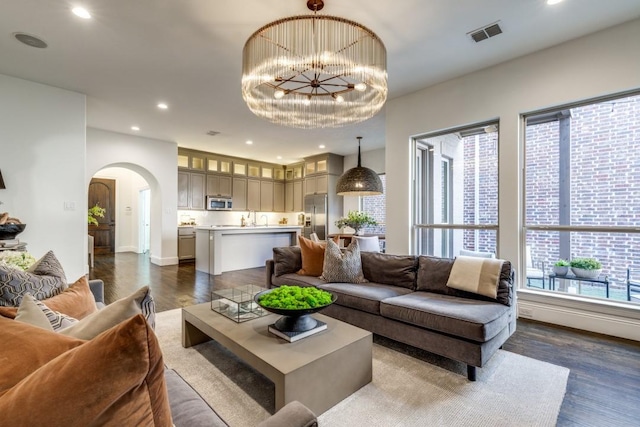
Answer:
[446, 256, 504, 299]
[320, 239, 367, 283]
[297, 235, 326, 276]
[0, 275, 98, 320]
[0, 315, 173, 426]
[27, 250, 68, 283]
[0, 315, 84, 393]
[0, 256, 67, 307]
[59, 286, 156, 339]
[14, 293, 54, 331]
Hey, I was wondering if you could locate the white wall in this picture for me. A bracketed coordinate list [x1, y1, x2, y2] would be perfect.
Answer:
[341, 148, 386, 214]
[0, 74, 86, 281]
[94, 167, 149, 253]
[86, 128, 178, 266]
[386, 18, 640, 340]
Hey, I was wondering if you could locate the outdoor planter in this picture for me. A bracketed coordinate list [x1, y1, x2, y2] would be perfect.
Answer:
[570, 267, 602, 279]
[552, 266, 569, 276]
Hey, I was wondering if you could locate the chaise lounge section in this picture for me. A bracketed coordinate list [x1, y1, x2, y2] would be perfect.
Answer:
[266, 248, 516, 381]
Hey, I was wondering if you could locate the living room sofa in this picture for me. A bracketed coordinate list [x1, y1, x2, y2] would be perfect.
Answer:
[266, 248, 516, 381]
[88, 279, 317, 427]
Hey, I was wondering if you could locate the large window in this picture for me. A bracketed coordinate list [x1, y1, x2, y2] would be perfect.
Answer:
[413, 122, 499, 258]
[524, 92, 640, 304]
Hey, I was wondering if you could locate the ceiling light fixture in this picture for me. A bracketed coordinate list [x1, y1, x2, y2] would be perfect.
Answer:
[157, 103, 168, 110]
[246, 140, 253, 145]
[547, 0, 563, 5]
[319, 144, 326, 149]
[131, 126, 140, 131]
[336, 137, 383, 196]
[72, 7, 92, 19]
[242, 0, 387, 129]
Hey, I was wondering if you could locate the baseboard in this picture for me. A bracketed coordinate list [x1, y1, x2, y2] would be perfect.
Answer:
[150, 255, 179, 266]
[115, 246, 138, 253]
[518, 292, 640, 341]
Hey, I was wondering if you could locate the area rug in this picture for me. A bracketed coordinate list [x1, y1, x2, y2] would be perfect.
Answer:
[155, 309, 569, 427]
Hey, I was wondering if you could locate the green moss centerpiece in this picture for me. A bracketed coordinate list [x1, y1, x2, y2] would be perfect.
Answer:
[255, 285, 336, 333]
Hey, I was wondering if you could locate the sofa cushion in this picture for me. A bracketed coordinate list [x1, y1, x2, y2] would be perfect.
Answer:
[380, 292, 511, 342]
[319, 282, 413, 315]
[59, 286, 156, 339]
[27, 250, 67, 284]
[0, 276, 98, 320]
[272, 273, 327, 288]
[165, 369, 228, 427]
[321, 239, 366, 284]
[14, 293, 54, 331]
[273, 246, 302, 276]
[0, 315, 84, 392]
[416, 256, 513, 306]
[0, 314, 172, 426]
[297, 236, 326, 276]
[0, 255, 67, 307]
[446, 256, 504, 299]
[361, 252, 418, 290]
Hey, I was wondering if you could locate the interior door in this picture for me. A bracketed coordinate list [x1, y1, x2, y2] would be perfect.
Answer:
[88, 178, 116, 254]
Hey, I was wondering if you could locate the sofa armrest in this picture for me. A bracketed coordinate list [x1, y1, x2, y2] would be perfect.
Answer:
[88, 279, 105, 304]
[265, 259, 275, 288]
[257, 401, 317, 427]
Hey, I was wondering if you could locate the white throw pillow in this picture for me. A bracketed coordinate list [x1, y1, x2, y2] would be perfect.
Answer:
[15, 293, 54, 331]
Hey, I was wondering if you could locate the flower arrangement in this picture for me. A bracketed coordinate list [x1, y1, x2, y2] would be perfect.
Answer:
[0, 251, 36, 270]
[335, 211, 377, 234]
[88, 204, 106, 226]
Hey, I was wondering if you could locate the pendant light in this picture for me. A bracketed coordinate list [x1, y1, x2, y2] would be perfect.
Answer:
[336, 137, 383, 196]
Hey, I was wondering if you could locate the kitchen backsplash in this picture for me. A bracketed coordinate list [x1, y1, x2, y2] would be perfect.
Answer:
[177, 210, 303, 226]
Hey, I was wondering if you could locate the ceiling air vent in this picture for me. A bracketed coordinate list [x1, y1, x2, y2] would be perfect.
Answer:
[13, 32, 48, 48]
[206, 130, 220, 136]
[468, 22, 503, 43]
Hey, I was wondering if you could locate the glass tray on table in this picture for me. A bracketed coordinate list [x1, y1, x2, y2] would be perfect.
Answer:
[211, 284, 269, 322]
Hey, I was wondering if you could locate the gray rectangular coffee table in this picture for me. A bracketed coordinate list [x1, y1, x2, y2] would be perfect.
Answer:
[182, 302, 372, 415]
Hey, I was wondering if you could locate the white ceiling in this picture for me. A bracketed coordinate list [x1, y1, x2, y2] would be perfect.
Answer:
[1, 0, 639, 164]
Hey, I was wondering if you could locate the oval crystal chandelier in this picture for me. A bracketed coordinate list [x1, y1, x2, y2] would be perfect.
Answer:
[242, 0, 387, 129]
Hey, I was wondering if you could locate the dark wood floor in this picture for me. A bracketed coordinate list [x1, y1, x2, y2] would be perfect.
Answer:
[90, 252, 640, 427]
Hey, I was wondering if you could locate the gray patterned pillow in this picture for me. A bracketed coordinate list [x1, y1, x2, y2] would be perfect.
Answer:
[28, 251, 67, 283]
[0, 260, 67, 307]
[321, 239, 367, 283]
[34, 298, 78, 330]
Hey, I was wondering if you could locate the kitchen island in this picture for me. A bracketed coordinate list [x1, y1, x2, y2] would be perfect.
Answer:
[195, 225, 301, 275]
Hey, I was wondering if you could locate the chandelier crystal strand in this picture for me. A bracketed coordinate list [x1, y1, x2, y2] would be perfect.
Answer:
[242, 4, 387, 129]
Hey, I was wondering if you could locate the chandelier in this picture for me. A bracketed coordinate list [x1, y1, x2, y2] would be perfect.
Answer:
[241, 0, 387, 129]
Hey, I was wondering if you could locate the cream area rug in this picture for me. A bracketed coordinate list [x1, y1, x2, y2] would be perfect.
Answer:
[155, 309, 569, 427]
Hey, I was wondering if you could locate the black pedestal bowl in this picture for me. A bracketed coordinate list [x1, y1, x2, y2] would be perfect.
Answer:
[254, 288, 337, 333]
[0, 223, 26, 240]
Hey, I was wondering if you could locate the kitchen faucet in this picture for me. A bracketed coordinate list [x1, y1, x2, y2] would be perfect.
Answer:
[247, 210, 256, 226]
[260, 214, 268, 227]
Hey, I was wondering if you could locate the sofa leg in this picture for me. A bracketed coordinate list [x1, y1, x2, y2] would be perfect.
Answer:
[467, 365, 477, 381]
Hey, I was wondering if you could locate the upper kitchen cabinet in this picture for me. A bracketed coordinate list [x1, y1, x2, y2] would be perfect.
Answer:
[274, 166, 285, 181]
[285, 163, 304, 181]
[304, 153, 343, 176]
[178, 148, 206, 172]
[207, 156, 232, 174]
[206, 174, 232, 197]
[178, 171, 205, 210]
[232, 177, 247, 211]
[247, 179, 261, 211]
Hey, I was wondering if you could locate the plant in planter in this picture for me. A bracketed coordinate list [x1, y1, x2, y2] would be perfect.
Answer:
[569, 257, 602, 279]
[88, 204, 106, 226]
[335, 211, 377, 235]
[552, 259, 570, 276]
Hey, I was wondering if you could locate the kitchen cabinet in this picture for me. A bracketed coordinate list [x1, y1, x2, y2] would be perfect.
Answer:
[285, 182, 294, 212]
[260, 180, 274, 212]
[178, 149, 206, 171]
[247, 179, 260, 211]
[274, 182, 285, 212]
[178, 171, 205, 209]
[207, 156, 231, 174]
[178, 227, 195, 261]
[232, 177, 247, 211]
[304, 175, 328, 195]
[206, 174, 232, 197]
[303, 153, 343, 176]
[293, 180, 303, 212]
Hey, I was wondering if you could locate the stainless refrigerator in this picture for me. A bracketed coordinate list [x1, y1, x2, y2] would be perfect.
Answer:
[303, 194, 328, 240]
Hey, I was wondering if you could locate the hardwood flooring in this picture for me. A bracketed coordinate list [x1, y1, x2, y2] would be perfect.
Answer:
[90, 252, 640, 426]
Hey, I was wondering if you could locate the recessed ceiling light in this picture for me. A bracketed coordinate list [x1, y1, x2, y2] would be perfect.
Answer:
[319, 145, 326, 149]
[157, 103, 168, 110]
[246, 140, 253, 145]
[72, 7, 92, 19]
[131, 126, 140, 131]
[277, 156, 283, 160]
[547, 0, 563, 5]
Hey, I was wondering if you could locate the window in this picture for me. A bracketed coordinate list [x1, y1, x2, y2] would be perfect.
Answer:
[413, 122, 499, 258]
[524, 91, 640, 304]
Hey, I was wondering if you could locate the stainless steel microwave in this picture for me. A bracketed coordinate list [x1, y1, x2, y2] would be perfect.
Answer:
[206, 196, 232, 210]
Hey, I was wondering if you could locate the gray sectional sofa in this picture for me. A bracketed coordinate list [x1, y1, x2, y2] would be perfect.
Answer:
[89, 279, 317, 427]
[266, 248, 516, 381]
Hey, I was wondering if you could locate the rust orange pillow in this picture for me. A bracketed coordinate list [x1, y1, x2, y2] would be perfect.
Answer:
[0, 315, 172, 426]
[0, 276, 97, 320]
[297, 235, 326, 276]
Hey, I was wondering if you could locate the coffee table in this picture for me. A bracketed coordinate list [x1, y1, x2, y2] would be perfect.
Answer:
[182, 302, 372, 415]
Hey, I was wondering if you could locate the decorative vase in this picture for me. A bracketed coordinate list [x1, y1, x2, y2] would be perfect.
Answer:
[571, 267, 602, 279]
[552, 266, 569, 276]
[355, 228, 365, 236]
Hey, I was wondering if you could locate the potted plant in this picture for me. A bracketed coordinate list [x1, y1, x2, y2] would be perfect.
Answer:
[88, 204, 106, 226]
[570, 257, 602, 279]
[552, 259, 570, 276]
[335, 211, 377, 235]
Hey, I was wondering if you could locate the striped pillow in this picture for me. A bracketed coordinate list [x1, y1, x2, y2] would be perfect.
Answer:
[446, 256, 504, 299]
